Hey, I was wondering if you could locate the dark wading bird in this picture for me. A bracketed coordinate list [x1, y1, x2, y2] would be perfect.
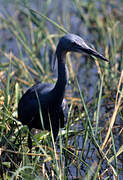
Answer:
[18, 34, 109, 150]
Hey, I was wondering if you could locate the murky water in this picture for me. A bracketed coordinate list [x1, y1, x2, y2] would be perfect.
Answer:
[0, 0, 122, 179]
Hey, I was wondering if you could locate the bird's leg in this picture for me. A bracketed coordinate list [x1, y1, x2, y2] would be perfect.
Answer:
[28, 127, 32, 153]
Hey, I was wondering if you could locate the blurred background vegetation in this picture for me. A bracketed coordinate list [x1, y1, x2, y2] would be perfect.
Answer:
[0, 0, 122, 179]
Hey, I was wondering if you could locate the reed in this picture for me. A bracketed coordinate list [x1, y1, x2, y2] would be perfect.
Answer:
[0, 0, 122, 179]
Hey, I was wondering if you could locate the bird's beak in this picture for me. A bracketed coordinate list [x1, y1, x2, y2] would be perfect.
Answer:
[75, 43, 109, 62]
[83, 46, 109, 62]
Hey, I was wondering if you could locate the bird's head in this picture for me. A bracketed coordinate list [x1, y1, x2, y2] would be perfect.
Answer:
[56, 34, 109, 62]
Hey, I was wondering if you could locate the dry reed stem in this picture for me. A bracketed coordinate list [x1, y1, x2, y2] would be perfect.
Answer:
[101, 70, 123, 150]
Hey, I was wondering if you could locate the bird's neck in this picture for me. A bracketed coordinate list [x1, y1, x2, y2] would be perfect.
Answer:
[57, 60, 68, 87]
[53, 53, 68, 103]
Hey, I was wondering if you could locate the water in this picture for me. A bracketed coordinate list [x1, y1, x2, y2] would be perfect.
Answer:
[0, 0, 122, 179]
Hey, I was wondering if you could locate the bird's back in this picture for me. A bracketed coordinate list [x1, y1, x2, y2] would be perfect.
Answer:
[18, 82, 67, 136]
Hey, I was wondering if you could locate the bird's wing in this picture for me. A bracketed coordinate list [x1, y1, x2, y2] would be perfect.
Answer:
[18, 95, 39, 125]
[18, 83, 54, 125]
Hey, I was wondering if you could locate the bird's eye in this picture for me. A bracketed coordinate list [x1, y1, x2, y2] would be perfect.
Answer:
[72, 42, 77, 46]
[72, 42, 76, 45]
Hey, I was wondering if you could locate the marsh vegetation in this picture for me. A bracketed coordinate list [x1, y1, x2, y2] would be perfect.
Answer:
[0, 0, 123, 179]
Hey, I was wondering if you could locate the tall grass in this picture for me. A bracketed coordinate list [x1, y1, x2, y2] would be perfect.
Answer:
[0, 0, 123, 179]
